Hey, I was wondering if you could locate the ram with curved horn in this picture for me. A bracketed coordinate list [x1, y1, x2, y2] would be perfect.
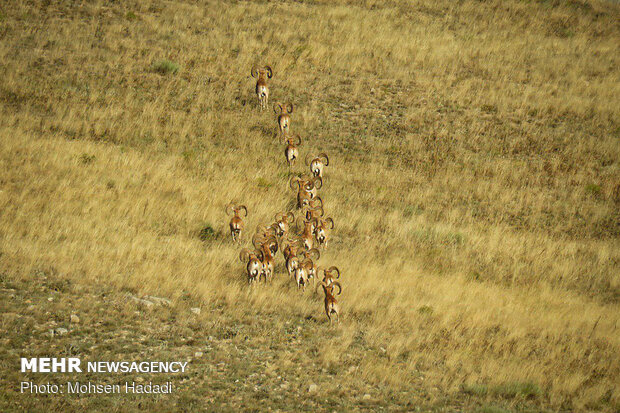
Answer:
[274, 101, 293, 135]
[300, 248, 320, 282]
[317, 280, 342, 324]
[251, 65, 273, 110]
[295, 258, 318, 291]
[303, 204, 324, 222]
[281, 236, 304, 279]
[290, 175, 322, 209]
[282, 235, 304, 261]
[239, 248, 262, 284]
[253, 234, 277, 283]
[274, 211, 295, 238]
[297, 218, 316, 250]
[283, 134, 301, 169]
[320, 266, 340, 286]
[305, 153, 330, 179]
[226, 203, 247, 243]
[315, 217, 334, 249]
[253, 230, 278, 256]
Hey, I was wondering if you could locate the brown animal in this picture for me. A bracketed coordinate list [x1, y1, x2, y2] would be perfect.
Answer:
[315, 217, 334, 248]
[303, 204, 324, 222]
[320, 266, 340, 286]
[274, 211, 295, 238]
[253, 233, 277, 282]
[290, 176, 322, 209]
[297, 218, 317, 250]
[251, 65, 272, 110]
[274, 102, 294, 135]
[318, 281, 342, 323]
[282, 236, 305, 279]
[305, 153, 330, 178]
[239, 248, 262, 284]
[283, 135, 301, 169]
[300, 248, 320, 282]
[226, 204, 247, 242]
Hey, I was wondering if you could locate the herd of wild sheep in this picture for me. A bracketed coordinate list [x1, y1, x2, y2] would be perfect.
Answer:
[225, 65, 342, 323]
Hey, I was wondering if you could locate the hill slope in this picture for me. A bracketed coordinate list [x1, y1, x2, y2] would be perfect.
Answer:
[1, 0, 619, 411]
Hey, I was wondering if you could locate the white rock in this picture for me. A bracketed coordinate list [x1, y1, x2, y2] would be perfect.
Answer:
[194, 351, 203, 357]
[190, 307, 201, 315]
[308, 383, 318, 393]
[56, 328, 69, 335]
[128, 295, 154, 307]
[363, 393, 371, 400]
[70, 314, 80, 324]
[145, 296, 171, 306]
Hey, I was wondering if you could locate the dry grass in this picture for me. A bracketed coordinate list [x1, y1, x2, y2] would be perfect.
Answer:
[0, 0, 619, 411]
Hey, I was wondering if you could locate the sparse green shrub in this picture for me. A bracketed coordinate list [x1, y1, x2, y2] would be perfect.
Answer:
[418, 305, 434, 315]
[152, 59, 179, 75]
[463, 383, 488, 397]
[481, 104, 498, 114]
[468, 271, 482, 282]
[491, 382, 542, 399]
[585, 183, 602, 198]
[79, 153, 95, 164]
[256, 178, 272, 188]
[198, 225, 217, 242]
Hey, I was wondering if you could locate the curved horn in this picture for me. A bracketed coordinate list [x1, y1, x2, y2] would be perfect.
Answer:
[328, 266, 340, 278]
[265, 65, 273, 78]
[239, 248, 250, 263]
[251, 65, 259, 78]
[274, 212, 284, 222]
[238, 205, 248, 217]
[332, 281, 342, 295]
[266, 236, 278, 251]
[289, 176, 301, 191]
[295, 134, 302, 145]
[326, 217, 334, 229]
[313, 176, 323, 190]
[307, 248, 320, 260]
[318, 152, 329, 166]
[311, 196, 323, 209]
[308, 197, 322, 209]
[305, 153, 314, 166]
[225, 203, 235, 216]
[285, 211, 295, 223]
[287, 102, 294, 114]
[273, 102, 283, 114]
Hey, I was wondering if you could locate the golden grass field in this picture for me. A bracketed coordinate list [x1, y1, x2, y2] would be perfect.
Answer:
[1, 0, 619, 411]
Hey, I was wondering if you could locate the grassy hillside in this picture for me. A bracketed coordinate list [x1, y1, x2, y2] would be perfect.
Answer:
[1, 0, 619, 411]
